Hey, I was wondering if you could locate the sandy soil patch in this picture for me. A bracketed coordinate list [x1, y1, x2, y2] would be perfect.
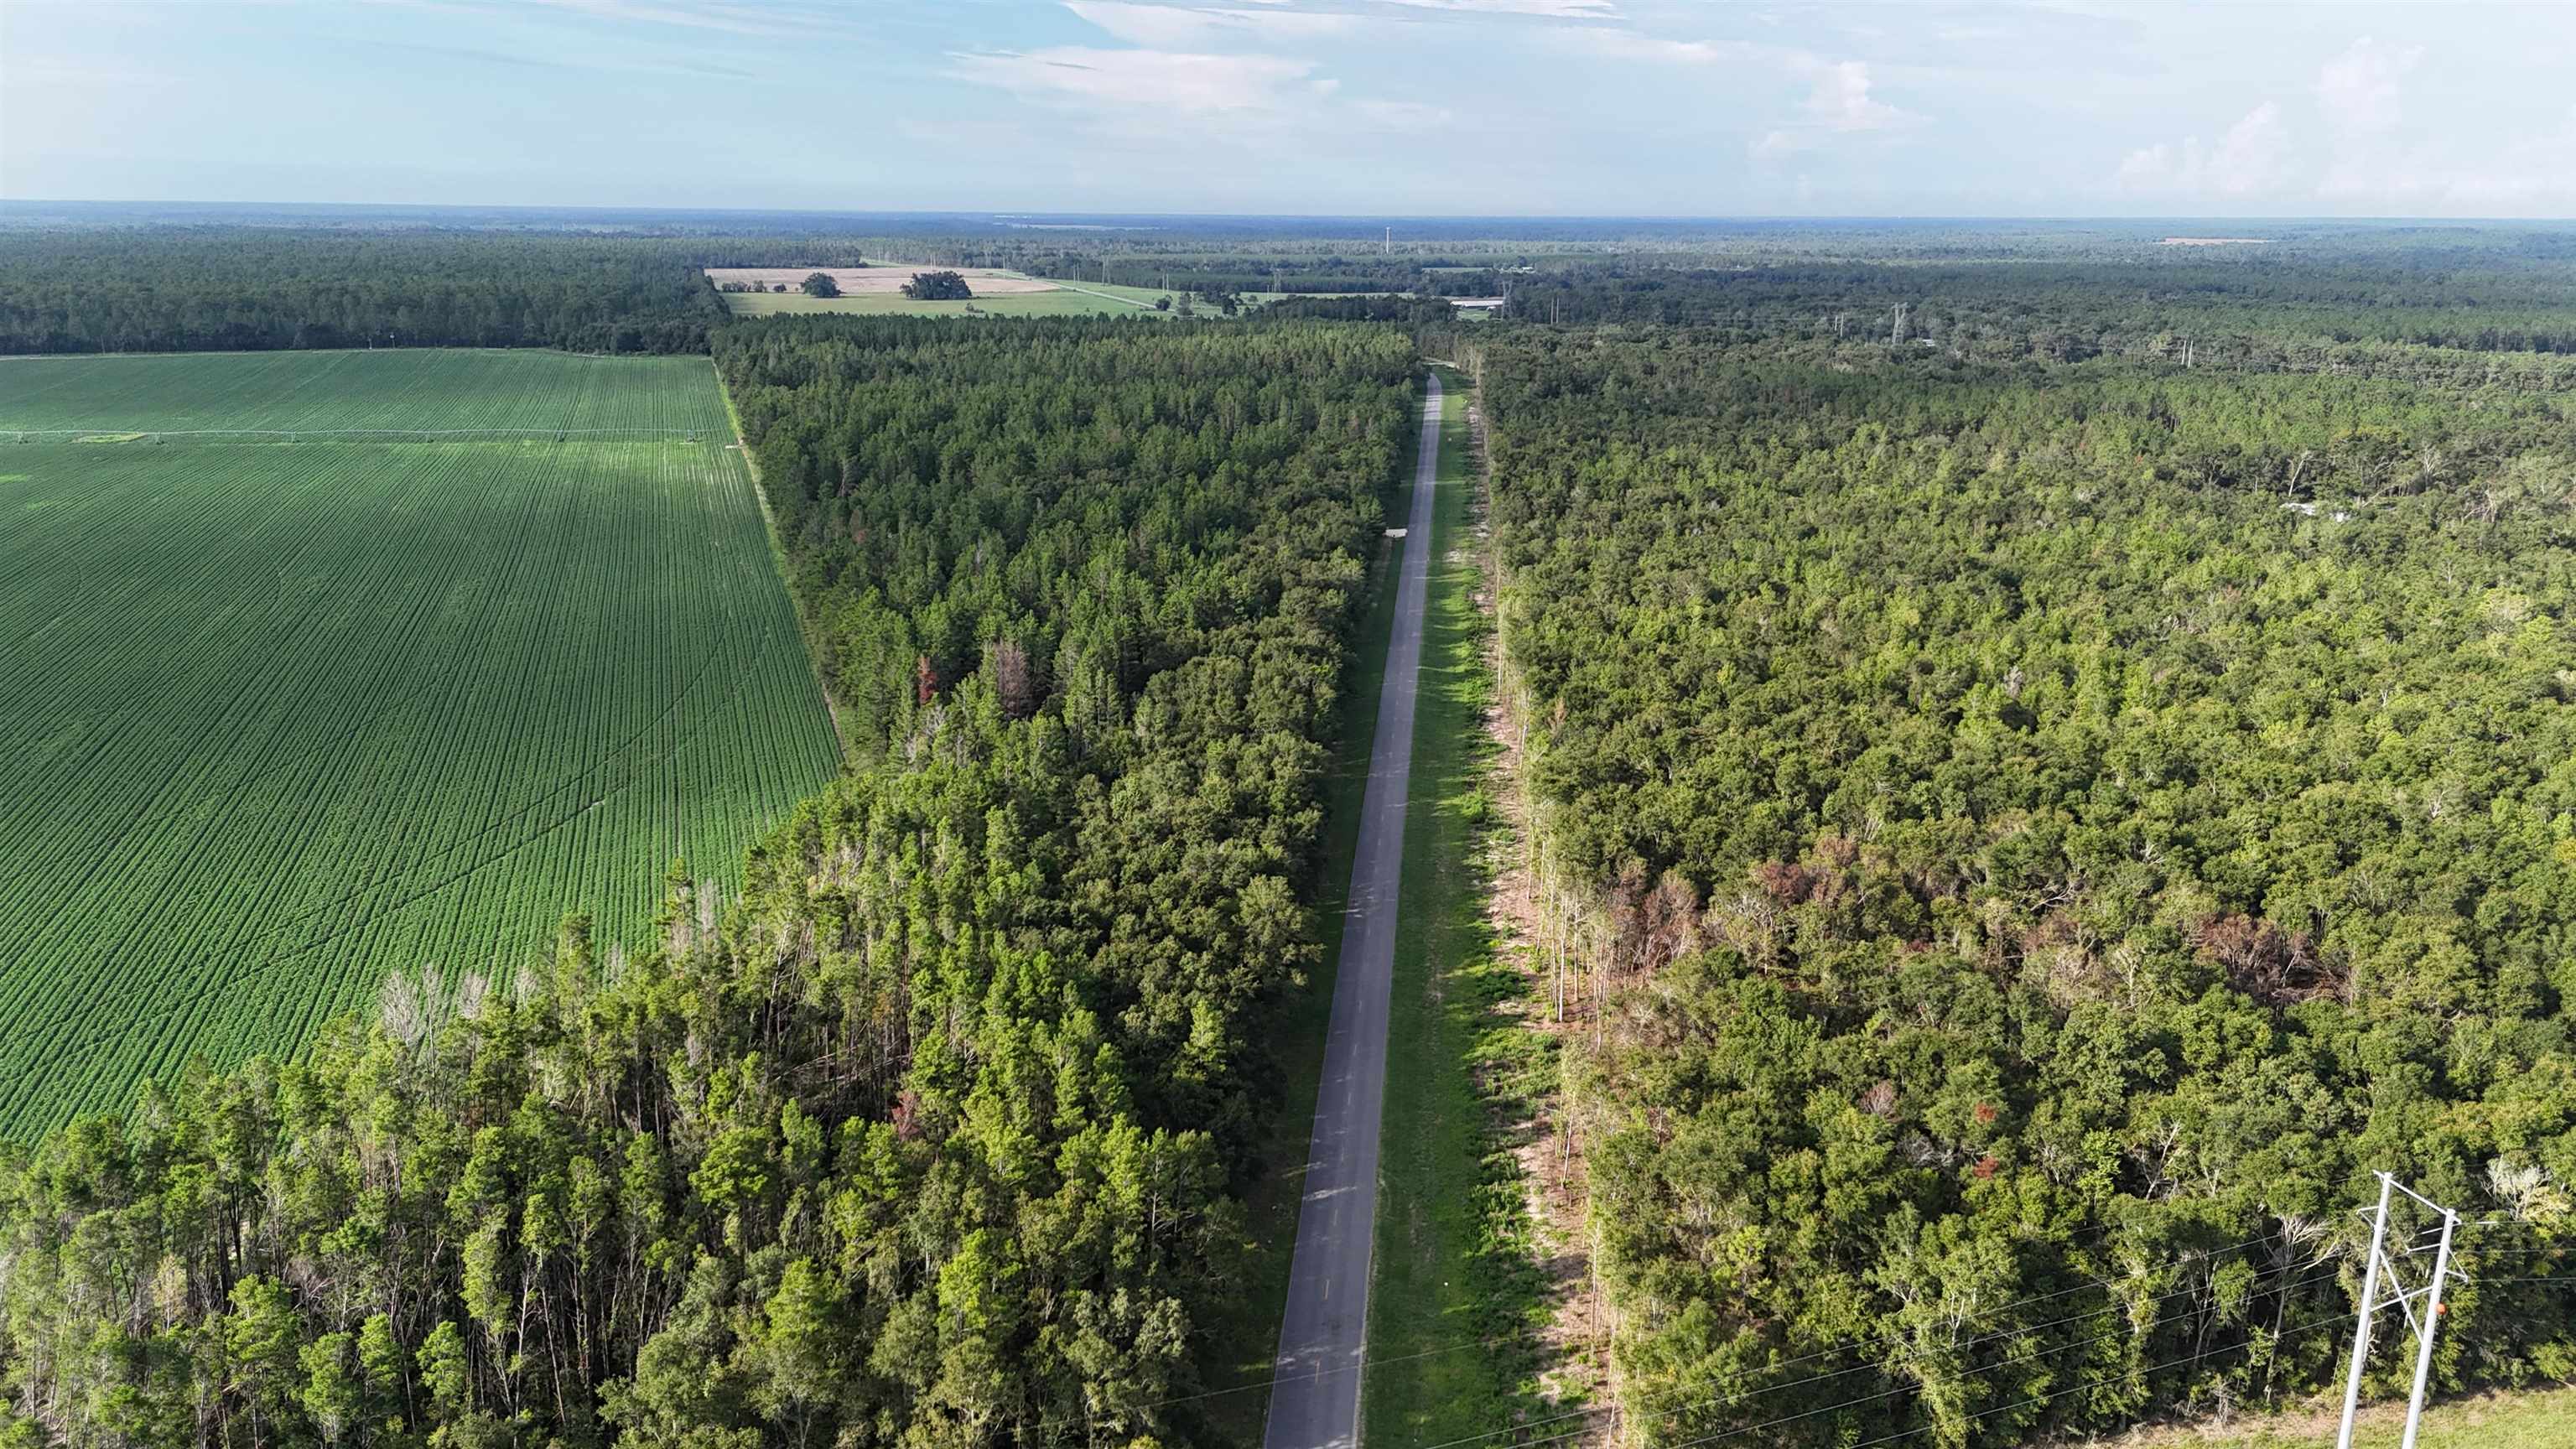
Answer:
[703, 267, 1060, 296]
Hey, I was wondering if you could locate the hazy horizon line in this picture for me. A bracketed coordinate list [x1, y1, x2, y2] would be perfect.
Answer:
[7, 198, 2576, 228]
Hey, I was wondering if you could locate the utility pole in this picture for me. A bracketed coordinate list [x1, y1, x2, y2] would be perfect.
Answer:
[2337, 1172, 2460, 1449]
[2336, 1175, 2394, 1449]
[2402, 1208, 2459, 1449]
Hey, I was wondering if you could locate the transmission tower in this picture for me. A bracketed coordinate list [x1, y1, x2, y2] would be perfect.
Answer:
[2336, 1172, 2460, 1449]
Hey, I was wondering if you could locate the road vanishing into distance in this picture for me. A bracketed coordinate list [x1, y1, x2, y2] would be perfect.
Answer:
[1265, 371, 1444, 1449]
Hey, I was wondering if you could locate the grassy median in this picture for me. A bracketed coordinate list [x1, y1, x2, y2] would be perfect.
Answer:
[1362, 367, 1555, 1444]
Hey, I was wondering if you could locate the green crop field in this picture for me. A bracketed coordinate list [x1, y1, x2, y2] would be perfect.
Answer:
[0, 347, 725, 433]
[0, 350, 840, 1136]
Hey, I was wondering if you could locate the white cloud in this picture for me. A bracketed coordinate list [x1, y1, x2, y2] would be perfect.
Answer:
[948, 45, 1318, 114]
[1376, 0, 1618, 15]
[2314, 36, 2426, 200]
[978, 3, 1482, 139]
[1217, 0, 1613, 16]
[2318, 99, 2576, 210]
[405, 0, 828, 39]
[1803, 60, 1905, 133]
[1062, 2, 1355, 48]
[2207, 101, 2292, 194]
[1751, 128, 1804, 159]
[2316, 35, 2423, 138]
[2113, 101, 2292, 197]
[1752, 59, 1919, 158]
[2109, 35, 2576, 213]
[2111, 141, 2179, 190]
[1352, 98, 1455, 127]
[1566, 26, 1919, 158]
[1567, 29, 1752, 66]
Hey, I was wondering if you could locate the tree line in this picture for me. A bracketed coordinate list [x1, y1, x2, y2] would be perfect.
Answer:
[0, 315, 1420, 1447]
[1483, 248, 2576, 361]
[0, 231, 747, 355]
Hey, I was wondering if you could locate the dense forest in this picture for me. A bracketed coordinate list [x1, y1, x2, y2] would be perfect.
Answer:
[13, 209, 2576, 1447]
[1489, 243, 2576, 360]
[0, 231, 742, 354]
[0, 222, 1485, 356]
[25, 215, 2576, 361]
[0, 317, 1416, 1446]
[1476, 330, 2576, 1445]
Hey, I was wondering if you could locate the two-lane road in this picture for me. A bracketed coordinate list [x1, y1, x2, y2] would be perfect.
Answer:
[1265, 371, 1445, 1449]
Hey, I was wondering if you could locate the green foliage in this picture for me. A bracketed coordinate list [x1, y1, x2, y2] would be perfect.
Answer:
[0, 228, 732, 354]
[0, 317, 1416, 1448]
[1483, 333, 2576, 1444]
[800, 272, 841, 299]
[899, 270, 974, 302]
[1482, 231, 2576, 359]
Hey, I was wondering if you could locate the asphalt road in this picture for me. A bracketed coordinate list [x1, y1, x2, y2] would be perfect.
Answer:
[1264, 371, 1445, 1449]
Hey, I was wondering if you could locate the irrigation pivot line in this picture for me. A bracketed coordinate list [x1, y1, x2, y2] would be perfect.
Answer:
[2336, 1171, 2460, 1449]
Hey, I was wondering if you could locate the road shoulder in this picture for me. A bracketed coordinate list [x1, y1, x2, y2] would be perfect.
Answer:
[1361, 366, 1561, 1444]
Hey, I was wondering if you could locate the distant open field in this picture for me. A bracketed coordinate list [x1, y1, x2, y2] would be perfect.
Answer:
[719, 286, 1171, 319]
[712, 268, 1357, 319]
[0, 350, 839, 1135]
[709, 262, 1180, 319]
[704, 264, 1057, 296]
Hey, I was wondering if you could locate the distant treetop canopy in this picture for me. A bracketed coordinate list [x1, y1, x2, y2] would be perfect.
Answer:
[899, 269, 973, 302]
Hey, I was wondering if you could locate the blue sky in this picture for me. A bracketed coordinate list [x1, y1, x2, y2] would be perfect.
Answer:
[7, 1, 2575, 217]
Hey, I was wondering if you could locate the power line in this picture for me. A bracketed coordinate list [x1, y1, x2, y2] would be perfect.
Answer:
[1413, 1179, 2403, 1449]
[1120, 1169, 2476, 1431]
[1126, 1222, 2302, 1426]
[1418, 1247, 2342, 1449]
[1823, 1307, 2356, 1449]
[2339, 1173, 2463, 1449]
[1581, 1211, 2532, 1449]
[1498, 1267, 2348, 1449]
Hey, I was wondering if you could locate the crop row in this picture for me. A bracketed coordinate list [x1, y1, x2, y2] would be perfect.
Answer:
[0, 348, 735, 435]
[0, 378, 837, 1135]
